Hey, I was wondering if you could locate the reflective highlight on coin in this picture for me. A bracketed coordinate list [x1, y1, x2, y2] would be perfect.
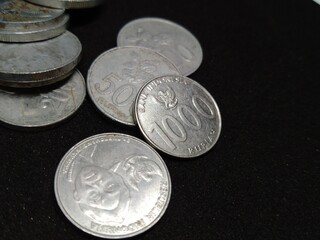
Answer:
[117, 18, 203, 76]
[135, 75, 222, 158]
[87, 46, 180, 125]
[55, 133, 171, 238]
[0, 31, 82, 88]
[0, 0, 69, 42]
[0, 69, 85, 128]
[26, 0, 104, 9]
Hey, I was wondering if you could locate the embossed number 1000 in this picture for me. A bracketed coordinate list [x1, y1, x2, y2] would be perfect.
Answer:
[150, 95, 215, 150]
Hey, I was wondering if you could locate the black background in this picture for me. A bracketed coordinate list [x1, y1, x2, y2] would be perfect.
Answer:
[1, 0, 320, 239]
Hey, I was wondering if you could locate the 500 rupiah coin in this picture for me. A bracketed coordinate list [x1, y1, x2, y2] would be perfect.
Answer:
[135, 75, 222, 158]
[117, 18, 203, 76]
[54, 133, 171, 238]
[87, 46, 180, 126]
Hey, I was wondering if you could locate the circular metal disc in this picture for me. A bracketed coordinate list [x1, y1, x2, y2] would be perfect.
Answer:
[87, 46, 180, 126]
[0, 0, 69, 42]
[25, 0, 104, 9]
[0, 31, 82, 88]
[0, 69, 86, 128]
[54, 133, 171, 238]
[135, 75, 222, 158]
[117, 17, 203, 76]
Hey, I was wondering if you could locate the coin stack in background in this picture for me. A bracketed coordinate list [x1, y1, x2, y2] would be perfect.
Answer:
[0, 0, 103, 128]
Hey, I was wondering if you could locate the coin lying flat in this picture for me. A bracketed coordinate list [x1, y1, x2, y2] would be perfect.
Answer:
[0, 69, 85, 128]
[117, 18, 203, 76]
[135, 75, 222, 158]
[0, 31, 82, 88]
[87, 46, 180, 126]
[55, 133, 171, 238]
[26, 0, 104, 9]
[0, 0, 69, 42]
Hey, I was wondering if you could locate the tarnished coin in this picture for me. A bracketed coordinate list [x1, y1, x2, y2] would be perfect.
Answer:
[0, 0, 69, 42]
[87, 46, 180, 126]
[55, 133, 171, 238]
[0, 31, 82, 88]
[117, 18, 203, 76]
[0, 69, 85, 128]
[135, 75, 222, 158]
[26, 0, 104, 9]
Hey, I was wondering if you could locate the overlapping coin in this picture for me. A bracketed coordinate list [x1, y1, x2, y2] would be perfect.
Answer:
[0, 69, 86, 128]
[0, 0, 69, 42]
[87, 46, 180, 125]
[26, 0, 104, 9]
[135, 75, 221, 158]
[54, 133, 171, 238]
[0, 31, 82, 88]
[117, 17, 203, 76]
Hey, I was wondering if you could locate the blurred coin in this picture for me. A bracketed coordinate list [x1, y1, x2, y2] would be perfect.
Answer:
[87, 46, 180, 126]
[135, 75, 221, 158]
[26, 0, 104, 9]
[0, 69, 85, 128]
[117, 18, 203, 76]
[0, 31, 82, 88]
[55, 133, 171, 238]
[0, 0, 69, 42]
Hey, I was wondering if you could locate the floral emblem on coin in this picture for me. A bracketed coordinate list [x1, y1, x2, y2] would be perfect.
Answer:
[121, 51, 159, 84]
[73, 149, 164, 224]
[155, 86, 178, 110]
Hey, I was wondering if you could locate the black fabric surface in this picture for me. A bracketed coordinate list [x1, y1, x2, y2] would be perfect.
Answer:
[1, 0, 320, 239]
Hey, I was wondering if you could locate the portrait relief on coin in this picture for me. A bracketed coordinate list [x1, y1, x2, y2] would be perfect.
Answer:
[55, 134, 171, 238]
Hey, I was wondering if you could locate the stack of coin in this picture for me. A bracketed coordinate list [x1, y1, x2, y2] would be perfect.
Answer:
[87, 17, 222, 159]
[0, 0, 103, 128]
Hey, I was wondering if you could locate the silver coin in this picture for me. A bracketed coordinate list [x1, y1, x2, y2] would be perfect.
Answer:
[135, 75, 222, 158]
[0, 0, 69, 42]
[117, 17, 203, 76]
[0, 31, 82, 88]
[0, 69, 85, 128]
[87, 46, 180, 126]
[54, 133, 171, 238]
[26, 0, 104, 9]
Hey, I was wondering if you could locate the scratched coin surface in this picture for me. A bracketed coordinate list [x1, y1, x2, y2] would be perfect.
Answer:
[87, 46, 180, 126]
[0, 0, 69, 42]
[0, 69, 85, 128]
[117, 17, 203, 76]
[26, 0, 104, 9]
[0, 31, 81, 88]
[135, 75, 221, 158]
[55, 133, 171, 238]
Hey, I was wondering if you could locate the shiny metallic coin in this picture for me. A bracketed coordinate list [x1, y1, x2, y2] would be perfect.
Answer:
[26, 0, 104, 9]
[87, 46, 180, 126]
[0, 31, 82, 88]
[0, 0, 69, 42]
[55, 133, 171, 238]
[0, 69, 85, 128]
[135, 75, 222, 158]
[117, 17, 203, 76]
